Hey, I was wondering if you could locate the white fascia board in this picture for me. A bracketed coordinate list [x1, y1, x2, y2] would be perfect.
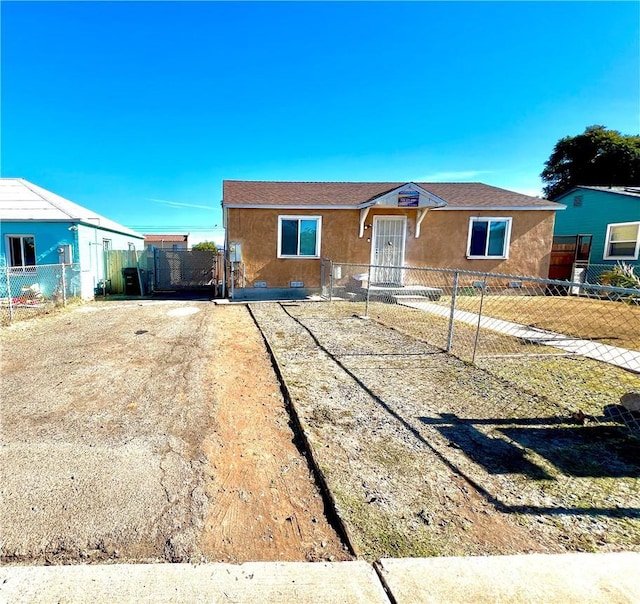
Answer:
[7, 217, 144, 239]
[224, 203, 564, 212]
[223, 204, 359, 210]
[2, 217, 144, 241]
[434, 205, 563, 211]
[75, 220, 144, 239]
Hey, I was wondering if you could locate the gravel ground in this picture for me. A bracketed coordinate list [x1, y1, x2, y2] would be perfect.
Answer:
[250, 301, 640, 560]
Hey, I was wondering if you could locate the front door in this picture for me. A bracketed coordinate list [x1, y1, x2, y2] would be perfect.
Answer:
[371, 216, 406, 285]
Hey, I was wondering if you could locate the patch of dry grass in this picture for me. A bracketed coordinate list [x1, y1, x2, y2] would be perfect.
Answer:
[446, 294, 640, 351]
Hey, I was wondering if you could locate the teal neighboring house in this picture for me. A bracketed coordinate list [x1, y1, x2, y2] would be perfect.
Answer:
[553, 186, 640, 270]
[0, 178, 145, 299]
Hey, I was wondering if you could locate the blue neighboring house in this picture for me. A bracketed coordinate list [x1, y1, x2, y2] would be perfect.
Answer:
[553, 186, 640, 273]
[0, 178, 145, 299]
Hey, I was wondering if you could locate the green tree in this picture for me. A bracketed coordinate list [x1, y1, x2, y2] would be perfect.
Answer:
[541, 125, 640, 199]
[191, 240, 218, 252]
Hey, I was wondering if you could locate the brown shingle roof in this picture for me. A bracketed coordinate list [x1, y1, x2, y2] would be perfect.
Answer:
[222, 181, 561, 209]
[144, 234, 188, 242]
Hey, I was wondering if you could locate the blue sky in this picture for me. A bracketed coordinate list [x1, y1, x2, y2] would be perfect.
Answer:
[2, 1, 639, 244]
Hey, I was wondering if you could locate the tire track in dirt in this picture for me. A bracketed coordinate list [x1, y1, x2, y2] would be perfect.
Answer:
[200, 304, 351, 563]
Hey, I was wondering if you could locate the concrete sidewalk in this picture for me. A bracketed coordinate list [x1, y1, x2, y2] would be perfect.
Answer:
[1, 553, 639, 603]
[400, 300, 640, 373]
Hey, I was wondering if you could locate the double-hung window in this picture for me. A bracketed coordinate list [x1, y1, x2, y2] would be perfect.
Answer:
[604, 222, 640, 260]
[6, 235, 36, 270]
[278, 216, 322, 258]
[467, 217, 512, 259]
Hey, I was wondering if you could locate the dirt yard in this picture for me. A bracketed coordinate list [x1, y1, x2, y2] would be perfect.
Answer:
[0, 300, 350, 564]
[250, 301, 640, 560]
[3, 297, 638, 566]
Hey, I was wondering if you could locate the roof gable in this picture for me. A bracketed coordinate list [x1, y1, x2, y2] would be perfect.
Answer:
[364, 182, 447, 209]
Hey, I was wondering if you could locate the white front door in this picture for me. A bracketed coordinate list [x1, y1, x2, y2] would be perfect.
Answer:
[371, 216, 406, 285]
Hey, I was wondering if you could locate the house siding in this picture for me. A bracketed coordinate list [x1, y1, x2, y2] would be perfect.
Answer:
[0, 220, 144, 299]
[226, 207, 555, 289]
[0, 221, 77, 266]
[76, 224, 144, 298]
[553, 189, 640, 266]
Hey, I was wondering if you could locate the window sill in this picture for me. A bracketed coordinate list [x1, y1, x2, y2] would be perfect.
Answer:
[466, 255, 507, 260]
[603, 256, 639, 261]
[277, 255, 320, 259]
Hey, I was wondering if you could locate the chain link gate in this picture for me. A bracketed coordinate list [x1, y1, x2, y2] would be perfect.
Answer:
[153, 249, 223, 296]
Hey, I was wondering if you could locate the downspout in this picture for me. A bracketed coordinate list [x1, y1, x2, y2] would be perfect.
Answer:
[73, 224, 80, 299]
[222, 201, 228, 298]
[94, 226, 99, 293]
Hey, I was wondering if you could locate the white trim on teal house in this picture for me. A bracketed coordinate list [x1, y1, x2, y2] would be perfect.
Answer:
[552, 186, 640, 267]
[0, 178, 144, 299]
[603, 221, 640, 261]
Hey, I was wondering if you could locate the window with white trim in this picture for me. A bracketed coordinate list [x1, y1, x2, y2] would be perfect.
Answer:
[6, 235, 36, 270]
[467, 217, 512, 259]
[278, 216, 322, 258]
[604, 221, 640, 260]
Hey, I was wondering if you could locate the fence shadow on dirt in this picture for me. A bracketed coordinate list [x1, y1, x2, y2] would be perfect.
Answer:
[421, 414, 640, 480]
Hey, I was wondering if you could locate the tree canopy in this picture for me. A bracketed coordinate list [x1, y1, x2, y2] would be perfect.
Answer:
[191, 241, 218, 252]
[540, 125, 640, 199]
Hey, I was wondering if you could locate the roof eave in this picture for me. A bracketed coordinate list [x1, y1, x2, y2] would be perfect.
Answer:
[223, 203, 563, 211]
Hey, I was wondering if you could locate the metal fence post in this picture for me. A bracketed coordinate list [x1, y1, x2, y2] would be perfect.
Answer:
[61, 264, 67, 306]
[471, 276, 487, 364]
[446, 270, 459, 352]
[364, 263, 372, 318]
[329, 260, 334, 302]
[6, 267, 13, 322]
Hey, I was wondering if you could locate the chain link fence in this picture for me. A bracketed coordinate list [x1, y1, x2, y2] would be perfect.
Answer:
[313, 260, 640, 525]
[574, 262, 640, 290]
[1, 263, 82, 325]
[320, 260, 640, 436]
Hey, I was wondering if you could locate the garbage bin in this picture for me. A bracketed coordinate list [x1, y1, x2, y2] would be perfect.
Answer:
[122, 267, 143, 295]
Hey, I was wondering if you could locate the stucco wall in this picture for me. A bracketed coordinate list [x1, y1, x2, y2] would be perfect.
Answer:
[227, 207, 556, 288]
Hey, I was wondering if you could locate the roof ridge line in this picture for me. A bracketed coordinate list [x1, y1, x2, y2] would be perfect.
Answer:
[18, 179, 79, 220]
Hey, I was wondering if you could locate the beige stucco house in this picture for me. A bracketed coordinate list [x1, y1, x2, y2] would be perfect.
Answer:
[222, 180, 564, 299]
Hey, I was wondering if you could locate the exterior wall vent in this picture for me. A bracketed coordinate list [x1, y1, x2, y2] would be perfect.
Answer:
[253, 281, 267, 288]
[290, 281, 304, 288]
